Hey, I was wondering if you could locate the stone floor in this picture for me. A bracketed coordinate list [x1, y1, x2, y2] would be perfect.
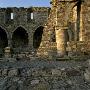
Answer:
[0, 58, 89, 90]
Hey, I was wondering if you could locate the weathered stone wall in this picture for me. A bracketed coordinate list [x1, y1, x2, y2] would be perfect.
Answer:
[0, 0, 90, 58]
[0, 1, 90, 90]
[0, 7, 50, 56]
[82, 0, 90, 41]
[38, 0, 90, 58]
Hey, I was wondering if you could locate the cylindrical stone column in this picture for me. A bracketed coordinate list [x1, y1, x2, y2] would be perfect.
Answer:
[55, 27, 67, 57]
[79, 4, 86, 41]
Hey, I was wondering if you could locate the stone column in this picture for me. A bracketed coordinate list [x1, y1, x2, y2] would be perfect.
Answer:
[79, 4, 83, 41]
[6, 33, 12, 58]
[55, 26, 67, 57]
[8, 39, 12, 47]
[79, 1, 88, 41]
[8, 33, 12, 48]
[28, 32, 33, 50]
[73, 6, 78, 41]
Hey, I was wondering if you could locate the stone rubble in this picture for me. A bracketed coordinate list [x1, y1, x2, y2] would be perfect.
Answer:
[0, 59, 89, 90]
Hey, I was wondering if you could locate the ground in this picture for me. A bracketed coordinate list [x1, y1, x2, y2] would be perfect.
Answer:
[0, 58, 89, 90]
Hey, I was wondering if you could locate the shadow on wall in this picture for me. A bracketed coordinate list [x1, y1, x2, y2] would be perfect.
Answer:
[33, 26, 44, 49]
[12, 27, 28, 48]
[0, 27, 8, 55]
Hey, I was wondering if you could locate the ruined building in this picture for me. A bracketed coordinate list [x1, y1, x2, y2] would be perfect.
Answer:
[0, 0, 90, 58]
[38, 0, 90, 58]
[0, 0, 90, 89]
[0, 7, 50, 57]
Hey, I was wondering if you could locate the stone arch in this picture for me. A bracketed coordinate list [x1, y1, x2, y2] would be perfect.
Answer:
[13, 25, 28, 33]
[12, 27, 28, 48]
[33, 26, 44, 49]
[0, 26, 9, 37]
[0, 27, 8, 55]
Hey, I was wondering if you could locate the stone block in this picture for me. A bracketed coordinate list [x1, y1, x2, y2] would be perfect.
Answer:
[51, 69, 61, 76]
[33, 82, 50, 90]
[8, 69, 18, 76]
[84, 71, 90, 82]
[66, 69, 81, 76]
[31, 79, 40, 85]
[27, 69, 32, 76]
[2, 69, 8, 76]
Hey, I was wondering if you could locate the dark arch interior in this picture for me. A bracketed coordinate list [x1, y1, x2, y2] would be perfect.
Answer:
[12, 27, 28, 48]
[33, 26, 44, 49]
[0, 27, 8, 49]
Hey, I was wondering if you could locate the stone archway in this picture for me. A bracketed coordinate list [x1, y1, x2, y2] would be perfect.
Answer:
[0, 27, 8, 56]
[12, 27, 28, 48]
[33, 26, 44, 49]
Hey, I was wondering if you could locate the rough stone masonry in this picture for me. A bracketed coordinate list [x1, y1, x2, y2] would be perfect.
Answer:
[0, 0, 90, 58]
[0, 0, 90, 90]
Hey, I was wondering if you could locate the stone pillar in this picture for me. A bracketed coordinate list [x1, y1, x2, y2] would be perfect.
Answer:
[73, 6, 78, 41]
[7, 33, 12, 58]
[55, 26, 67, 57]
[80, 0, 89, 41]
[8, 39, 12, 47]
[28, 32, 33, 51]
[79, 4, 83, 41]
[8, 33, 12, 48]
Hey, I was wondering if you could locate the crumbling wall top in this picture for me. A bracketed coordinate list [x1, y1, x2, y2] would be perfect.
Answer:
[0, 7, 50, 12]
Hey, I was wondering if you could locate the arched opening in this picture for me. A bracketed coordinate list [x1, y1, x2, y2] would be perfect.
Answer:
[12, 27, 28, 48]
[0, 27, 8, 55]
[33, 26, 44, 49]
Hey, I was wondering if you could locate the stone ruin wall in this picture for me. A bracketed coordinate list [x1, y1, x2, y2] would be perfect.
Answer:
[38, 0, 90, 58]
[0, 1, 90, 90]
[0, 0, 90, 58]
[0, 7, 50, 57]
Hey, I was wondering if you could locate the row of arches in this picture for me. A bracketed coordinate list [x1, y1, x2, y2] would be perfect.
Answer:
[0, 26, 44, 52]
